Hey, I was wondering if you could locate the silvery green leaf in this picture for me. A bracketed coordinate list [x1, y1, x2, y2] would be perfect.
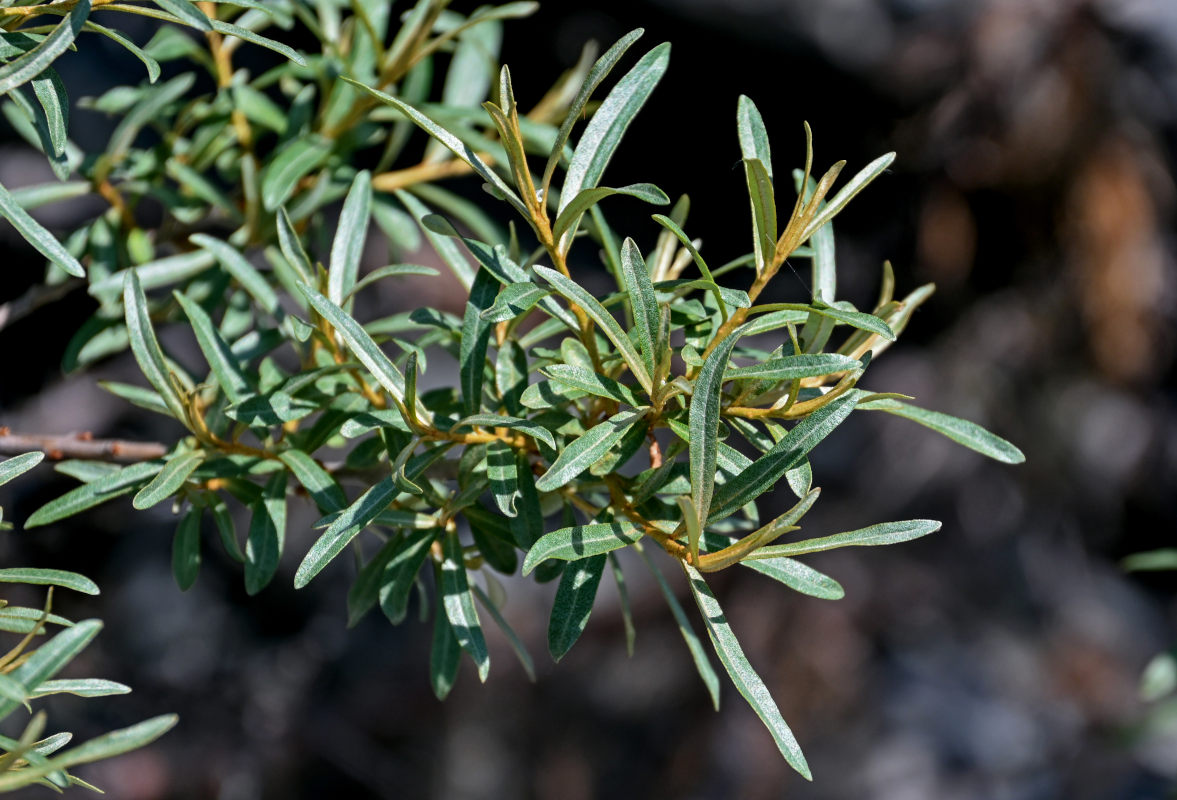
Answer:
[619, 237, 660, 380]
[553, 182, 669, 241]
[295, 477, 397, 589]
[132, 450, 204, 510]
[536, 408, 647, 492]
[747, 519, 942, 559]
[683, 564, 811, 779]
[278, 450, 345, 514]
[480, 282, 551, 322]
[689, 329, 741, 526]
[26, 461, 162, 529]
[174, 292, 250, 404]
[855, 396, 1025, 464]
[561, 42, 670, 212]
[0, 568, 98, 595]
[801, 152, 896, 242]
[522, 522, 642, 575]
[0, 180, 84, 277]
[149, 0, 211, 31]
[0, 620, 101, 721]
[533, 265, 652, 392]
[541, 364, 642, 407]
[744, 157, 775, 271]
[261, 135, 331, 211]
[328, 170, 371, 309]
[0, 452, 43, 487]
[708, 395, 855, 524]
[736, 95, 772, 178]
[726, 353, 860, 381]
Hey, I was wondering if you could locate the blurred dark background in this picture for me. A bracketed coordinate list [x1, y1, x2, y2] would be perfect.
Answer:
[2, 0, 1176, 797]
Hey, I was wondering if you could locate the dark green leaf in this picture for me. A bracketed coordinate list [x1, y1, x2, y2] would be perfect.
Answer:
[548, 553, 606, 661]
[459, 268, 498, 415]
[430, 590, 461, 700]
[174, 291, 250, 404]
[689, 329, 740, 526]
[261, 135, 331, 211]
[171, 504, 201, 590]
[487, 440, 519, 517]
[379, 529, 436, 624]
[244, 472, 286, 595]
[471, 584, 536, 681]
[440, 530, 490, 681]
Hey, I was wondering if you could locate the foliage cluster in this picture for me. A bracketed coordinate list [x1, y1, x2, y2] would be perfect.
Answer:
[0, 0, 1023, 784]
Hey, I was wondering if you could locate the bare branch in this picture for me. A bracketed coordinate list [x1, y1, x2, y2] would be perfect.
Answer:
[0, 431, 167, 462]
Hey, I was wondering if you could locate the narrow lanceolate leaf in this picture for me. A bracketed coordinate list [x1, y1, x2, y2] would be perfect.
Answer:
[683, 564, 811, 780]
[561, 42, 671, 212]
[548, 553, 607, 662]
[124, 272, 187, 422]
[541, 364, 643, 407]
[553, 183, 669, 240]
[708, 395, 855, 524]
[174, 292, 249, 403]
[542, 28, 645, 192]
[430, 592, 461, 701]
[276, 207, 313, 284]
[25, 461, 162, 528]
[244, 472, 287, 595]
[0, 180, 84, 277]
[190, 234, 283, 322]
[801, 152, 896, 242]
[637, 545, 720, 708]
[533, 265, 652, 393]
[32, 67, 68, 161]
[342, 77, 525, 217]
[487, 441, 519, 518]
[299, 286, 405, 403]
[459, 269, 498, 415]
[805, 304, 894, 340]
[328, 171, 371, 308]
[472, 584, 536, 682]
[748, 519, 942, 560]
[295, 476, 397, 589]
[689, 330, 741, 526]
[742, 557, 845, 600]
[149, 0, 211, 31]
[536, 408, 648, 492]
[31, 679, 130, 699]
[379, 529, 436, 624]
[0, 452, 43, 487]
[0, 569, 98, 596]
[441, 531, 490, 682]
[209, 20, 306, 65]
[727, 354, 860, 381]
[132, 450, 204, 509]
[171, 504, 201, 591]
[620, 237, 660, 379]
[855, 397, 1025, 464]
[480, 282, 550, 322]
[737, 95, 772, 178]
[0, 714, 178, 790]
[0, 0, 89, 96]
[523, 523, 642, 575]
[278, 450, 345, 515]
[0, 620, 101, 721]
[261, 135, 331, 211]
[650, 214, 727, 317]
[83, 21, 161, 83]
[744, 158, 776, 270]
